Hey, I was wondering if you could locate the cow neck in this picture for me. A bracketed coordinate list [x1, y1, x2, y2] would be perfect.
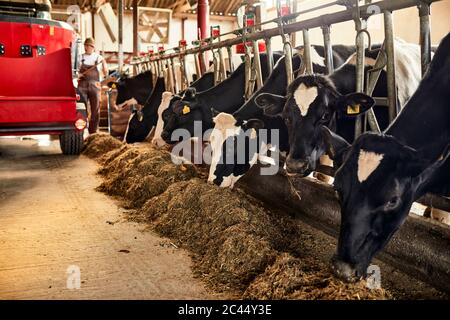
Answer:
[192, 63, 246, 113]
[386, 69, 450, 157]
[142, 78, 165, 117]
[191, 72, 214, 92]
[130, 71, 154, 104]
[328, 64, 358, 95]
[328, 46, 384, 96]
[231, 55, 301, 124]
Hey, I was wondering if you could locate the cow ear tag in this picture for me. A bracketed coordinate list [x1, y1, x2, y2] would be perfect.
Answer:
[111, 83, 117, 89]
[182, 105, 191, 114]
[347, 104, 360, 115]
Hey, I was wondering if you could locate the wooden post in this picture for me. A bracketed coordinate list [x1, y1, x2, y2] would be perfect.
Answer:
[118, 0, 124, 72]
[133, 0, 138, 56]
[197, 0, 209, 74]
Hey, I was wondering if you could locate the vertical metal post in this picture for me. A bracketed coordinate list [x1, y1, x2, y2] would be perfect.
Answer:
[157, 60, 163, 77]
[194, 53, 202, 77]
[284, 41, 294, 84]
[152, 61, 159, 78]
[265, 38, 274, 74]
[167, 59, 174, 93]
[418, 2, 432, 77]
[244, 51, 253, 99]
[252, 40, 263, 89]
[216, 39, 227, 82]
[226, 46, 234, 73]
[118, 0, 124, 72]
[354, 18, 367, 137]
[321, 25, 334, 74]
[90, 9, 95, 39]
[384, 10, 398, 122]
[181, 55, 189, 89]
[213, 50, 220, 85]
[290, 0, 298, 47]
[170, 57, 178, 93]
[107, 91, 112, 134]
[302, 29, 313, 75]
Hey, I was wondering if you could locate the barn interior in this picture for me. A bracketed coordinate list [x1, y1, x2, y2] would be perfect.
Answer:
[0, 0, 449, 302]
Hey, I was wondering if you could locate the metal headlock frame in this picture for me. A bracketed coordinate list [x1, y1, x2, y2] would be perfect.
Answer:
[132, 0, 436, 73]
[127, 0, 444, 209]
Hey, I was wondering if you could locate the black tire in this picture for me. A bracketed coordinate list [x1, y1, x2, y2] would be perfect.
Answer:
[59, 130, 83, 155]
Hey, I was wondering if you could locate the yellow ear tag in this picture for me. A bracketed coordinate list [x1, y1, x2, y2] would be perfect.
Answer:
[347, 104, 360, 115]
[182, 105, 191, 114]
[111, 83, 117, 89]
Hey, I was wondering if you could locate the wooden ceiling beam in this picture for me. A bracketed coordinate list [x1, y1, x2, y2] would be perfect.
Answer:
[224, 0, 239, 16]
[173, 11, 236, 22]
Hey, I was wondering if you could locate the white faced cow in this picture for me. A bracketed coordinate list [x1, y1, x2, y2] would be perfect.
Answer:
[207, 45, 358, 188]
[256, 39, 423, 177]
[151, 91, 174, 147]
[320, 32, 450, 282]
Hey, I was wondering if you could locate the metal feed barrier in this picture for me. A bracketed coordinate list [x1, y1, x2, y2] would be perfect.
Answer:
[127, 0, 449, 292]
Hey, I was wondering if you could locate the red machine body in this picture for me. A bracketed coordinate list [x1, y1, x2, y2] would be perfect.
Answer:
[0, 15, 73, 58]
[0, 13, 86, 154]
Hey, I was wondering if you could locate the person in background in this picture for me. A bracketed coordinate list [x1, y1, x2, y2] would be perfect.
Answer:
[78, 37, 108, 134]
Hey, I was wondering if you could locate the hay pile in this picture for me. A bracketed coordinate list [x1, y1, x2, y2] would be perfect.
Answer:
[83, 134, 391, 300]
[139, 178, 390, 299]
[244, 254, 391, 300]
[96, 146, 199, 208]
[82, 133, 123, 158]
[140, 178, 302, 289]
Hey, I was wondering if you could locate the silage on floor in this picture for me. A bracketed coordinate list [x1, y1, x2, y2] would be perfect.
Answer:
[83, 134, 391, 300]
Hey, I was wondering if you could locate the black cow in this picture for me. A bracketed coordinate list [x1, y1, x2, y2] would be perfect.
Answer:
[208, 45, 357, 188]
[124, 76, 165, 143]
[112, 71, 154, 107]
[121, 71, 215, 143]
[160, 53, 284, 143]
[256, 40, 421, 176]
[319, 32, 450, 282]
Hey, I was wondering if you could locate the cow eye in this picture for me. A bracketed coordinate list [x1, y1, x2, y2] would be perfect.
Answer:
[385, 196, 401, 210]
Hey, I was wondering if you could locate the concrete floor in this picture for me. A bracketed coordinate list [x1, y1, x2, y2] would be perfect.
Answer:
[0, 136, 218, 299]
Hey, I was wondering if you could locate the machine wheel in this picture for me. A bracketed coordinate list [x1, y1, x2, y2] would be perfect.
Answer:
[59, 130, 83, 155]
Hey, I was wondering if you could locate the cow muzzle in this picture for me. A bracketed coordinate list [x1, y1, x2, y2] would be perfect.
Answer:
[161, 130, 172, 143]
[331, 255, 366, 283]
[285, 156, 311, 176]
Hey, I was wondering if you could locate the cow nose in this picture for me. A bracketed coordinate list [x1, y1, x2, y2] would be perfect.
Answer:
[285, 156, 310, 175]
[161, 131, 170, 142]
[331, 255, 363, 283]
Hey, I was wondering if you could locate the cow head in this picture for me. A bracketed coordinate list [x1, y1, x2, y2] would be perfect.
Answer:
[124, 107, 146, 143]
[208, 113, 265, 188]
[161, 88, 215, 144]
[108, 77, 133, 107]
[256, 75, 374, 176]
[152, 91, 174, 147]
[321, 128, 450, 282]
[108, 71, 153, 107]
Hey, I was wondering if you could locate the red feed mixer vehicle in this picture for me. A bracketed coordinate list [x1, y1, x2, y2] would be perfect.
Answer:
[0, 0, 87, 154]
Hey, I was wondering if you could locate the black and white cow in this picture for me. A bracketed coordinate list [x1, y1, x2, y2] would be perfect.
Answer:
[112, 70, 154, 108]
[208, 45, 357, 188]
[319, 32, 450, 282]
[160, 53, 284, 143]
[117, 71, 215, 143]
[256, 39, 422, 177]
[124, 76, 165, 143]
[151, 91, 176, 147]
